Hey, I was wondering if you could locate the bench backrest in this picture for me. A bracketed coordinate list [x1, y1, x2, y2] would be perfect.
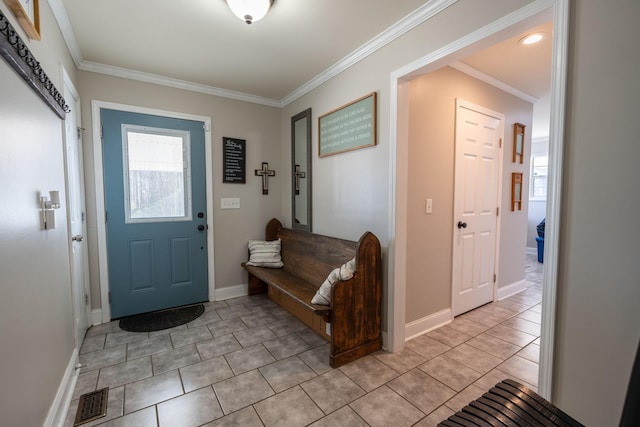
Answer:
[265, 219, 357, 287]
[279, 228, 357, 287]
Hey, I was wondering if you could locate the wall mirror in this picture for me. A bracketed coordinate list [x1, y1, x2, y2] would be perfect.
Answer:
[291, 108, 312, 232]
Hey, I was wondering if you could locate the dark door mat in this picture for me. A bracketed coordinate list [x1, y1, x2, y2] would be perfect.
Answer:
[74, 388, 108, 426]
[119, 304, 205, 332]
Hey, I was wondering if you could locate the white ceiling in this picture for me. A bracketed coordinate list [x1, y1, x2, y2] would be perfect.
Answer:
[55, 0, 551, 106]
[462, 20, 553, 99]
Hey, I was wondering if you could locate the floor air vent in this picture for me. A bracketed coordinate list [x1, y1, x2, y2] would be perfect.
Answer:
[74, 387, 108, 426]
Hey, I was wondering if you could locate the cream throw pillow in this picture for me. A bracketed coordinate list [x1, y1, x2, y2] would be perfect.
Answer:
[246, 239, 284, 268]
[311, 257, 356, 305]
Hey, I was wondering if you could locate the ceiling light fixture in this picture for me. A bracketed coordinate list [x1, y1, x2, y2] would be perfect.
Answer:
[226, 0, 275, 25]
[519, 32, 546, 45]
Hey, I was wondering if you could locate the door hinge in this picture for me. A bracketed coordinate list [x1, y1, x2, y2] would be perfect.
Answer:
[496, 207, 499, 217]
[85, 293, 89, 305]
[499, 138, 502, 148]
[493, 274, 497, 283]
[105, 209, 108, 223]
[108, 292, 111, 303]
[100, 125, 103, 139]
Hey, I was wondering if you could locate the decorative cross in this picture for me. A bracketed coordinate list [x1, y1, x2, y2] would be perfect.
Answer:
[294, 164, 306, 195]
[255, 162, 275, 195]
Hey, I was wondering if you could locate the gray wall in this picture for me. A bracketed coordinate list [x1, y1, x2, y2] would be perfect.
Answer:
[0, 1, 78, 425]
[552, 1, 640, 424]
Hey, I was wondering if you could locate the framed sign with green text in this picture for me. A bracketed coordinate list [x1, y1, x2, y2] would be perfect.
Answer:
[318, 92, 377, 157]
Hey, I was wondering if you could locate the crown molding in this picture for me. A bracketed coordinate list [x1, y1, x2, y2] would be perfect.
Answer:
[449, 61, 539, 104]
[78, 60, 281, 107]
[48, 0, 457, 108]
[47, 0, 83, 67]
[280, 0, 458, 106]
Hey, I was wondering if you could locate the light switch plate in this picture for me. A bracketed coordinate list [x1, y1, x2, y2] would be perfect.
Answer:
[426, 198, 433, 214]
[221, 198, 240, 209]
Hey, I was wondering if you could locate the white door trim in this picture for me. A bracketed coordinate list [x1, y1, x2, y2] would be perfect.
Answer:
[387, 0, 568, 400]
[62, 66, 91, 347]
[91, 100, 215, 323]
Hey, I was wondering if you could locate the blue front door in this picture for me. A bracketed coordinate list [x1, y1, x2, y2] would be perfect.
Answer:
[102, 109, 208, 318]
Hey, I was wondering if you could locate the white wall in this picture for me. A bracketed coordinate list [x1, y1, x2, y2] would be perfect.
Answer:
[0, 2, 78, 425]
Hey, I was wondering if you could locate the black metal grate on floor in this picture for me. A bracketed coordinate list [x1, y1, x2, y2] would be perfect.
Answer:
[74, 387, 108, 426]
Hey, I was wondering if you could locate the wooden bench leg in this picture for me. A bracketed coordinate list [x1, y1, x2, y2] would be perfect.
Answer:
[248, 274, 267, 296]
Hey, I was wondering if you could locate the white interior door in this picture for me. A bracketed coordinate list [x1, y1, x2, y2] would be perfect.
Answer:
[64, 73, 91, 346]
[452, 99, 503, 316]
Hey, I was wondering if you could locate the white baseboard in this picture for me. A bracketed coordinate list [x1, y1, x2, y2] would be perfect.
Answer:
[526, 246, 537, 255]
[405, 308, 452, 341]
[497, 279, 528, 300]
[44, 347, 79, 427]
[214, 284, 248, 301]
[92, 309, 102, 326]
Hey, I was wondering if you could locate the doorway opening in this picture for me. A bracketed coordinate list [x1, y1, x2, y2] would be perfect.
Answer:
[389, 0, 568, 400]
[91, 101, 216, 323]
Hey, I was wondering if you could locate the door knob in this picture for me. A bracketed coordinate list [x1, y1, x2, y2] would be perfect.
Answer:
[72, 234, 84, 242]
[457, 221, 467, 229]
[197, 225, 205, 231]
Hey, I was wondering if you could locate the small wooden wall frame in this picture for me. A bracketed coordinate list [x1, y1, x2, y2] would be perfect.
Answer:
[512, 172, 523, 211]
[513, 122, 526, 163]
[3, 0, 40, 40]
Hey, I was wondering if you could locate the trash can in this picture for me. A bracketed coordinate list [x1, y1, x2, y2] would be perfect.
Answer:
[536, 236, 544, 263]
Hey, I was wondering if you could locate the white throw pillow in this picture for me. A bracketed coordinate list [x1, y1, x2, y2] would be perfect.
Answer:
[246, 239, 284, 268]
[311, 257, 356, 305]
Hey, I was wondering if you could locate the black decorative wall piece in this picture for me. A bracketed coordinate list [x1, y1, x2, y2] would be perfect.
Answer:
[223, 137, 246, 183]
[0, 10, 69, 119]
[255, 162, 275, 195]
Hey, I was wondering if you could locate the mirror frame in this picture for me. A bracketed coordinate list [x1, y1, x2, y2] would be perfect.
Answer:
[291, 108, 312, 232]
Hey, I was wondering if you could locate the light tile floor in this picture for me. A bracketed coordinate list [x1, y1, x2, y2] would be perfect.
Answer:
[63, 254, 543, 427]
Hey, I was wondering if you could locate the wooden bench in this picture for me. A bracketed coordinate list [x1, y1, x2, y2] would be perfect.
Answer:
[241, 218, 382, 368]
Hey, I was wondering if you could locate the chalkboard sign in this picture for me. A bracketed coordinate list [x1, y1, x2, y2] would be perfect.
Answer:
[223, 137, 246, 183]
[318, 92, 377, 157]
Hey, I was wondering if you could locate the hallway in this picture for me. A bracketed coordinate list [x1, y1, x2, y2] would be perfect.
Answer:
[64, 254, 543, 426]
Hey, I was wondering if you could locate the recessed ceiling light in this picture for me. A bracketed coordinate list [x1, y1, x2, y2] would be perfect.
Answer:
[519, 33, 546, 45]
